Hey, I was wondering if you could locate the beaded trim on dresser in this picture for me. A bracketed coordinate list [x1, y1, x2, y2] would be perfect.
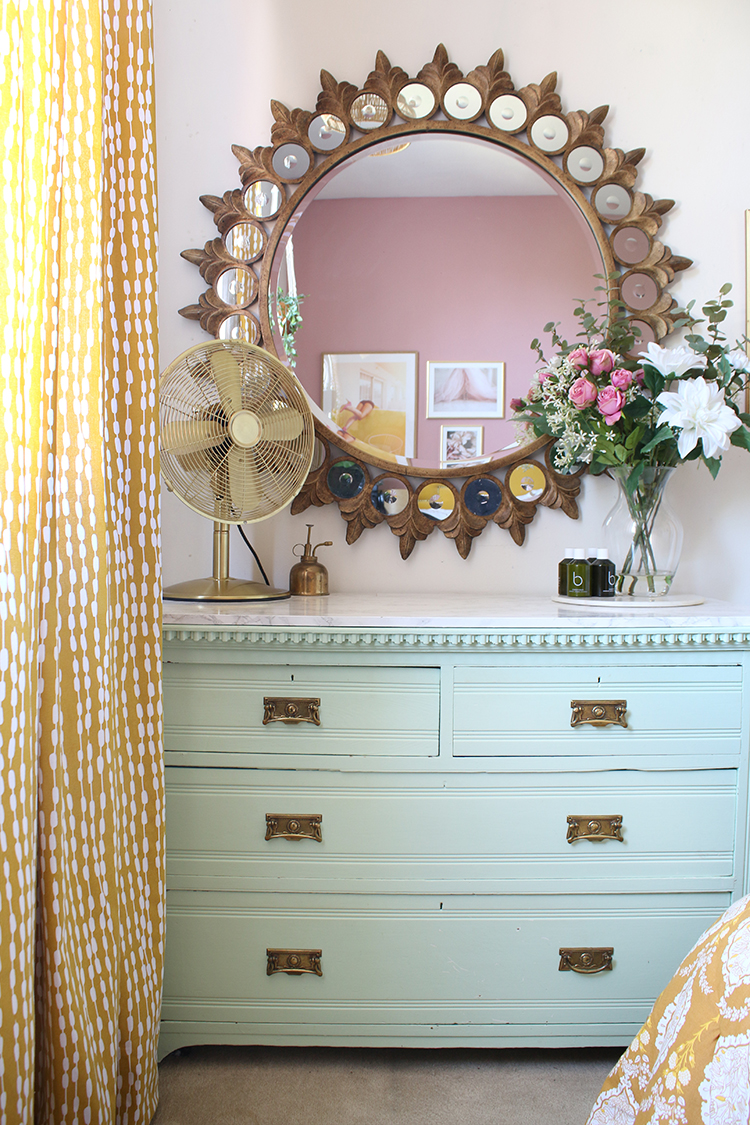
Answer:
[162, 626, 750, 650]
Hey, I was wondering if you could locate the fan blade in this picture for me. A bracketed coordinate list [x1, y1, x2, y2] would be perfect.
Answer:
[258, 402, 304, 442]
[226, 447, 264, 514]
[161, 419, 227, 456]
[210, 345, 243, 415]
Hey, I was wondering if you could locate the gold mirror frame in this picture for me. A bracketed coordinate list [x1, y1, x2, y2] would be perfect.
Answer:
[180, 45, 691, 558]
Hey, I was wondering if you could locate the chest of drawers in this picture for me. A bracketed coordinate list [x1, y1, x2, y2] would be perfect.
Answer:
[159, 597, 750, 1059]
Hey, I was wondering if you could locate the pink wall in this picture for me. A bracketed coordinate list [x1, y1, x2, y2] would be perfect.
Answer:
[291, 194, 604, 464]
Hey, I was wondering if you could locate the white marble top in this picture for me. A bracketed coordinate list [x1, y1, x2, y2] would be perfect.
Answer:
[162, 593, 750, 632]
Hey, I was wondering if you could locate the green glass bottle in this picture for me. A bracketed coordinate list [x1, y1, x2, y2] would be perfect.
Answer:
[566, 548, 590, 597]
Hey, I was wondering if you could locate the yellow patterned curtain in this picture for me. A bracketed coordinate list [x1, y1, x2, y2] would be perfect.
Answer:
[0, 2, 163, 1123]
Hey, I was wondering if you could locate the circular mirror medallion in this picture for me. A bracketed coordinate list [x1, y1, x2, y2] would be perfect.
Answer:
[565, 146, 605, 184]
[463, 476, 503, 517]
[350, 92, 390, 131]
[612, 226, 651, 265]
[308, 113, 347, 152]
[217, 312, 261, 344]
[244, 180, 283, 220]
[594, 183, 632, 220]
[621, 272, 659, 311]
[272, 143, 312, 181]
[371, 476, 410, 516]
[508, 462, 546, 502]
[224, 221, 266, 263]
[487, 93, 528, 132]
[395, 82, 436, 120]
[443, 82, 483, 121]
[328, 459, 367, 499]
[631, 320, 657, 350]
[417, 482, 456, 521]
[529, 114, 570, 154]
[215, 267, 258, 308]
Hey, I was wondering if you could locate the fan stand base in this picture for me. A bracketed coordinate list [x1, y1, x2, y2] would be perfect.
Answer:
[163, 576, 290, 602]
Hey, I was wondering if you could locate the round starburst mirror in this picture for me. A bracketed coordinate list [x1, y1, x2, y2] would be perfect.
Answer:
[180, 44, 690, 558]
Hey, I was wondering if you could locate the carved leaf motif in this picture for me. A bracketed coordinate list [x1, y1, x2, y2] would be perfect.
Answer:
[362, 50, 409, 101]
[199, 188, 253, 234]
[519, 72, 561, 118]
[416, 43, 463, 97]
[597, 147, 646, 189]
[180, 239, 237, 283]
[465, 47, 514, 101]
[442, 504, 486, 558]
[493, 501, 534, 546]
[316, 69, 358, 116]
[563, 107, 608, 150]
[339, 487, 383, 544]
[232, 143, 276, 185]
[270, 100, 312, 147]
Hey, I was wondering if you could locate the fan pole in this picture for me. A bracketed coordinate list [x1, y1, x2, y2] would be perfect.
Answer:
[162, 520, 291, 601]
[213, 521, 230, 581]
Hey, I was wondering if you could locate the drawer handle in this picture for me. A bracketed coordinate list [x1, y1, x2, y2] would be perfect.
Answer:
[566, 815, 623, 843]
[263, 697, 321, 726]
[265, 814, 323, 842]
[267, 949, 322, 976]
[570, 700, 627, 728]
[559, 947, 613, 974]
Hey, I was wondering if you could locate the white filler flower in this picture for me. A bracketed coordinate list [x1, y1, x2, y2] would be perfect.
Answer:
[656, 376, 742, 459]
[643, 341, 707, 378]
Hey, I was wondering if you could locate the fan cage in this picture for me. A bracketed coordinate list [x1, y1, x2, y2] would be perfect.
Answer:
[159, 340, 315, 524]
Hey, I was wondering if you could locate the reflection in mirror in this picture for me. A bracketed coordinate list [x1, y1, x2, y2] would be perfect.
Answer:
[273, 135, 604, 470]
[224, 222, 265, 262]
[217, 312, 260, 344]
[417, 482, 456, 520]
[215, 267, 258, 307]
[372, 476, 410, 515]
[244, 181, 283, 219]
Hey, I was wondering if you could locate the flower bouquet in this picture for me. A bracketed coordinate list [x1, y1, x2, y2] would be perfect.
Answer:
[512, 285, 750, 595]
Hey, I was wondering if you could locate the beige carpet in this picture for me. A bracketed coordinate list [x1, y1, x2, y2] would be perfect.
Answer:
[151, 1045, 622, 1125]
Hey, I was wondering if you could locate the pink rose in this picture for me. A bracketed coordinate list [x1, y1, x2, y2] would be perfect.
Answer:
[633, 368, 645, 386]
[597, 384, 625, 425]
[589, 349, 616, 376]
[568, 348, 590, 369]
[510, 398, 524, 412]
[611, 368, 633, 390]
[569, 376, 598, 409]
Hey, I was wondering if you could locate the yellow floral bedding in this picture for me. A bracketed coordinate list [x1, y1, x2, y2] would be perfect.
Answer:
[587, 894, 750, 1124]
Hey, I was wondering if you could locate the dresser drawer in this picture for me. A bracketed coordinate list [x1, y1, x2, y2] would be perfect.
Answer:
[163, 890, 727, 1030]
[454, 663, 743, 757]
[163, 663, 440, 757]
[166, 768, 737, 893]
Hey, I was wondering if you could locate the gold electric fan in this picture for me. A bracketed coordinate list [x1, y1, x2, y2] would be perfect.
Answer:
[159, 339, 315, 600]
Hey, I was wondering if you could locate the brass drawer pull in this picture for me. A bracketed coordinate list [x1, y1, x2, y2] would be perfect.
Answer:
[267, 949, 322, 976]
[566, 815, 623, 843]
[559, 947, 613, 974]
[263, 697, 321, 726]
[265, 814, 323, 842]
[570, 700, 627, 728]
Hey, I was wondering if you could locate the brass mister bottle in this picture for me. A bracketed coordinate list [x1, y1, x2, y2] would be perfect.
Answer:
[289, 525, 333, 596]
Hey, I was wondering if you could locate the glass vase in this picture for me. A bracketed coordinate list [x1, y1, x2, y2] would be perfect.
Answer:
[602, 466, 683, 598]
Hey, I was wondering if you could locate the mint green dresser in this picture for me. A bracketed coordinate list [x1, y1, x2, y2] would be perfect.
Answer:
[159, 597, 750, 1058]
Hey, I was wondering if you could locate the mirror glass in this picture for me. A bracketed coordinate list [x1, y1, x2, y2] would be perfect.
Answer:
[268, 133, 605, 471]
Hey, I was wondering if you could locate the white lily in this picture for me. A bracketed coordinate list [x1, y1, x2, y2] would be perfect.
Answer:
[642, 341, 707, 378]
[656, 376, 741, 460]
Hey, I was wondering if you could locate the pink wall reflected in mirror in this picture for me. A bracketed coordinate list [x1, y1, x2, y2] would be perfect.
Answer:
[291, 192, 603, 465]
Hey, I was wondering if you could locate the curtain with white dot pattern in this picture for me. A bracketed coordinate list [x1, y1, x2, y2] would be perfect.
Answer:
[0, 2, 163, 1122]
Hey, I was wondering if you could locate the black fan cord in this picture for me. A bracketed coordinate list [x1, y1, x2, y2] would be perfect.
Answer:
[237, 524, 271, 586]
